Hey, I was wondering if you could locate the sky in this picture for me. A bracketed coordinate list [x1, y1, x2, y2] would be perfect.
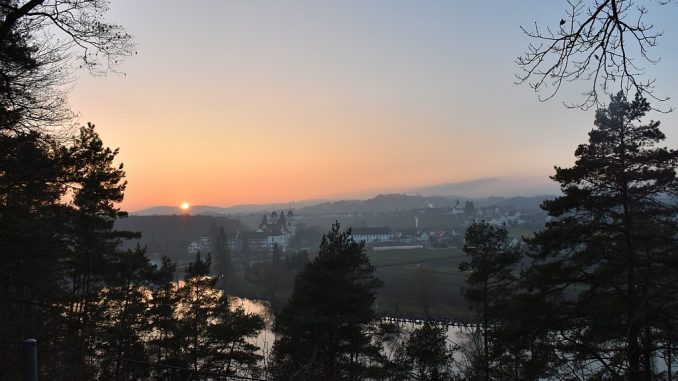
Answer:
[67, 1, 678, 211]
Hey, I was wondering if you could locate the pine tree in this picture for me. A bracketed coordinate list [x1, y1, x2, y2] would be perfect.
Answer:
[525, 92, 678, 380]
[59, 123, 139, 377]
[464, 201, 476, 215]
[94, 245, 164, 380]
[214, 226, 233, 289]
[146, 258, 186, 380]
[0, 131, 69, 377]
[405, 321, 453, 381]
[459, 221, 520, 380]
[271, 223, 383, 380]
[148, 252, 264, 379]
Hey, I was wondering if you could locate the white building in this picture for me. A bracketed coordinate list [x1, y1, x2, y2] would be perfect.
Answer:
[187, 236, 210, 255]
[351, 227, 393, 244]
[255, 209, 297, 252]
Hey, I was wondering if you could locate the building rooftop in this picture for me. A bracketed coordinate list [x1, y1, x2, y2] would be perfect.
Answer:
[351, 227, 392, 236]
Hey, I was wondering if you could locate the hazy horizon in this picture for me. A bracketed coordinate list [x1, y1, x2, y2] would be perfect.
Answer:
[130, 176, 560, 212]
[67, 1, 678, 211]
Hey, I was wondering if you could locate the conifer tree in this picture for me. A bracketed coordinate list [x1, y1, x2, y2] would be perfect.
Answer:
[214, 226, 233, 289]
[464, 201, 476, 215]
[271, 223, 383, 380]
[0, 131, 69, 377]
[459, 221, 520, 380]
[405, 321, 453, 381]
[148, 252, 264, 379]
[146, 258, 186, 379]
[60, 123, 138, 376]
[525, 92, 678, 380]
[95, 245, 164, 380]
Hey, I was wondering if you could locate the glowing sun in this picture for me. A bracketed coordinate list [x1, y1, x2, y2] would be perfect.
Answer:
[180, 202, 190, 210]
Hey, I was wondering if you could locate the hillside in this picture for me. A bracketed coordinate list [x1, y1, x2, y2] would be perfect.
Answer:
[114, 215, 248, 261]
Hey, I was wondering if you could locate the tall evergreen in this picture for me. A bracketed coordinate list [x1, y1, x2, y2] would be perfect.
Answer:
[459, 221, 520, 380]
[0, 124, 146, 378]
[0, 131, 69, 376]
[94, 245, 169, 380]
[525, 92, 678, 380]
[404, 321, 453, 381]
[464, 201, 476, 215]
[213, 225, 233, 289]
[271, 223, 383, 380]
[147, 252, 264, 379]
[58, 123, 139, 377]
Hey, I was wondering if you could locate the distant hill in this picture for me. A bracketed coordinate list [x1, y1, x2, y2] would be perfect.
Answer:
[298, 193, 553, 215]
[132, 199, 328, 216]
[117, 195, 555, 261]
[297, 194, 447, 214]
[114, 215, 248, 261]
[131, 178, 558, 217]
[475, 195, 553, 210]
[409, 177, 559, 197]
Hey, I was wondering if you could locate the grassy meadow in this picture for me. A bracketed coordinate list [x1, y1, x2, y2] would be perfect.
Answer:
[367, 247, 472, 319]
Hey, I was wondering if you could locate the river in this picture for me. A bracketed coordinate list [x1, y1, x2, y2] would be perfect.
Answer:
[229, 296, 471, 361]
[232, 297, 675, 378]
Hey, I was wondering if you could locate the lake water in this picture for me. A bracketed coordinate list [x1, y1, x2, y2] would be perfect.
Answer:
[231, 298, 676, 379]
[229, 296, 471, 360]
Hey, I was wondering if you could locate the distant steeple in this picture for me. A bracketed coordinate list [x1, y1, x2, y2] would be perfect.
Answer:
[279, 210, 287, 226]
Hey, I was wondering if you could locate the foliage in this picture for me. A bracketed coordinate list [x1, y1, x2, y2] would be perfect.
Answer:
[464, 201, 476, 215]
[0, 125, 267, 379]
[285, 250, 310, 271]
[0, 3, 270, 377]
[261, 243, 284, 303]
[459, 221, 521, 380]
[288, 222, 324, 249]
[0, 131, 69, 376]
[146, 252, 265, 379]
[404, 321, 453, 381]
[0, 0, 134, 132]
[523, 92, 678, 380]
[213, 225, 234, 290]
[93, 245, 165, 380]
[271, 222, 383, 380]
[0, 123, 144, 379]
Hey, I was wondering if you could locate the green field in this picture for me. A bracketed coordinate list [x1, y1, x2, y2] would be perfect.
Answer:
[367, 248, 472, 318]
[368, 247, 463, 268]
[508, 226, 539, 239]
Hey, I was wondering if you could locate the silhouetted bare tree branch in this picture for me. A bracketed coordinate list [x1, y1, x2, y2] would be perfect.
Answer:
[0, 0, 134, 133]
[516, 0, 674, 111]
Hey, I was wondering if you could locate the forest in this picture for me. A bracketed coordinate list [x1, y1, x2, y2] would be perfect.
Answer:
[2, 0, 678, 380]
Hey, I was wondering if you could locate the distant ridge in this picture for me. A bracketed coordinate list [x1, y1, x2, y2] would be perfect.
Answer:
[408, 177, 559, 197]
[297, 193, 554, 215]
[131, 178, 559, 216]
[131, 199, 328, 216]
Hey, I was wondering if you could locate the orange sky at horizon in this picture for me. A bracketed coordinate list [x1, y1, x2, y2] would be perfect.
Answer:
[74, 83, 561, 211]
[65, 1, 678, 211]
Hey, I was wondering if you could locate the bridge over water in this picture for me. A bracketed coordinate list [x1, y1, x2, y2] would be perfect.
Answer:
[378, 315, 484, 330]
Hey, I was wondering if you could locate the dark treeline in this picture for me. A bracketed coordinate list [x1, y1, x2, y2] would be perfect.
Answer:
[2, 88, 677, 380]
[0, 123, 266, 379]
[0, 2, 265, 378]
[2, 0, 678, 379]
[265, 93, 678, 380]
[114, 215, 247, 260]
[267, 223, 457, 381]
[454, 93, 678, 380]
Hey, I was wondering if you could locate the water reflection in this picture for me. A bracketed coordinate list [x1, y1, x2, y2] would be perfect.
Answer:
[229, 297, 275, 358]
[229, 296, 471, 361]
